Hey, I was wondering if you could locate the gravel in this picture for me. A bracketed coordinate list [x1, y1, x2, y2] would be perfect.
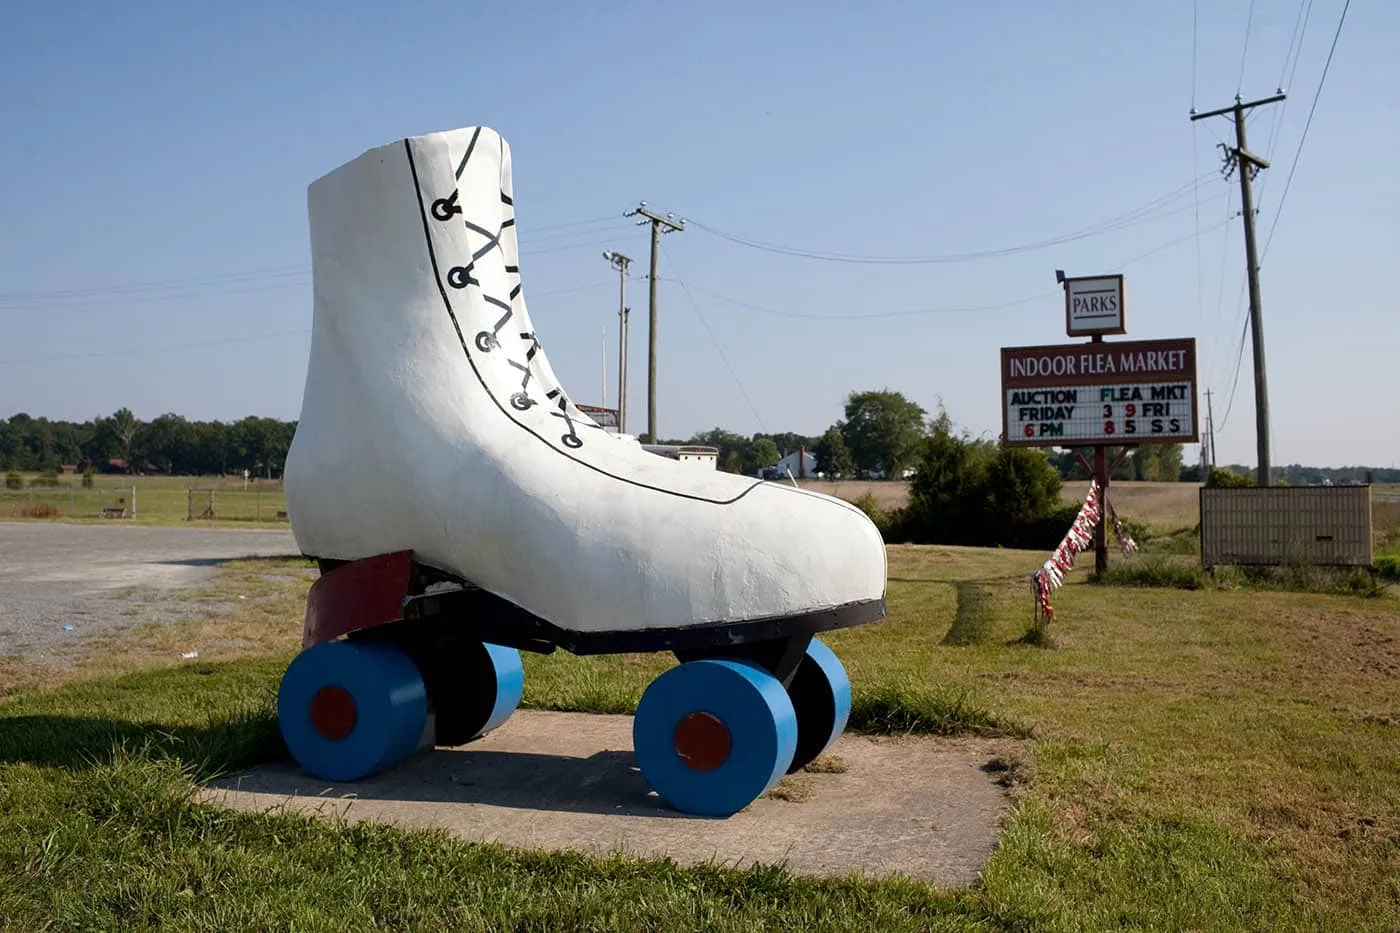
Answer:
[0, 522, 301, 663]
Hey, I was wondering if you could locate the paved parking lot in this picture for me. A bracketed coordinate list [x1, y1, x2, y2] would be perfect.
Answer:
[0, 522, 300, 662]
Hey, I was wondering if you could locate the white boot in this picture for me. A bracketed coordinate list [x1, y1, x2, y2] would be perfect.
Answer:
[284, 127, 886, 643]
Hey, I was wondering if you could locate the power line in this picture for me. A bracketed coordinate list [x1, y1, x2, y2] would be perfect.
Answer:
[1215, 305, 1251, 433]
[0, 330, 311, 366]
[658, 242, 767, 432]
[520, 220, 636, 245]
[0, 215, 625, 305]
[681, 174, 1217, 265]
[1192, 128, 1205, 372]
[1258, 0, 1316, 205]
[0, 274, 611, 315]
[1207, 188, 1236, 390]
[663, 220, 1225, 323]
[1110, 216, 1231, 268]
[0, 278, 311, 313]
[1238, 0, 1257, 93]
[1261, 0, 1350, 261]
[1192, 0, 1200, 109]
[0, 266, 307, 303]
[675, 283, 1053, 321]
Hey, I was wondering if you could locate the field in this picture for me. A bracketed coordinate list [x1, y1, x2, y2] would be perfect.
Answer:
[2, 542, 1399, 929]
[797, 479, 1203, 535]
[797, 479, 912, 512]
[0, 472, 288, 526]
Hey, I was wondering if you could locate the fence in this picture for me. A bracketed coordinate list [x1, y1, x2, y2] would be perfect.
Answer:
[1200, 485, 1373, 568]
[1, 482, 289, 524]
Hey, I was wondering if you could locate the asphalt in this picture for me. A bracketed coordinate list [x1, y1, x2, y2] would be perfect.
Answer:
[205, 709, 1016, 885]
[0, 522, 300, 662]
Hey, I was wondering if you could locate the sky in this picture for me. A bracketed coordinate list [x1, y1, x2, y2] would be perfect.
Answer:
[1, 1, 1394, 468]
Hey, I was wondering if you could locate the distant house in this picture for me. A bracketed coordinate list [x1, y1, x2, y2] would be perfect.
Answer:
[770, 450, 817, 480]
[108, 458, 129, 473]
[58, 464, 78, 475]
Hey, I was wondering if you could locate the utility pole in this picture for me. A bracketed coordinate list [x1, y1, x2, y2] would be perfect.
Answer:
[1204, 389, 1217, 471]
[1191, 91, 1285, 486]
[624, 203, 684, 443]
[603, 250, 631, 434]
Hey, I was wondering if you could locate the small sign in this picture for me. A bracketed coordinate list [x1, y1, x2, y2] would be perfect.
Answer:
[576, 404, 619, 430]
[1064, 274, 1125, 336]
[1000, 337, 1198, 447]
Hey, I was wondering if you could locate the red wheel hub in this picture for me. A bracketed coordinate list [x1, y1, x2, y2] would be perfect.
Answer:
[672, 711, 731, 771]
[309, 685, 357, 741]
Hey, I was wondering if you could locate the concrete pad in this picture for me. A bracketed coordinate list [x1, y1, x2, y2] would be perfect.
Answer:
[203, 710, 1015, 885]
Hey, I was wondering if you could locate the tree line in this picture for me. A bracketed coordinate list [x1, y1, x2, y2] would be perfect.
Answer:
[679, 390, 1190, 484]
[6, 395, 1392, 489]
[0, 410, 295, 477]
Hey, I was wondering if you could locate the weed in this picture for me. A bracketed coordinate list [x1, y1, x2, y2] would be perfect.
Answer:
[18, 504, 59, 519]
[1094, 555, 1208, 590]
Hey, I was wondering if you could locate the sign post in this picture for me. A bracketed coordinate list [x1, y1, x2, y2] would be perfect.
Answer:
[1055, 271, 1125, 571]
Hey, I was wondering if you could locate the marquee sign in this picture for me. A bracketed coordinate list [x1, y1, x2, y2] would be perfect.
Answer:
[1000, 337, 1198, 447]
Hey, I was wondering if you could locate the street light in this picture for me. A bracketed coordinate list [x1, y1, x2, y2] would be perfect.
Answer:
[604, 250, 632, 434]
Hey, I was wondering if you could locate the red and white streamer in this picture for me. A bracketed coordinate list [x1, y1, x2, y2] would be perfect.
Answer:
[1031, 479, 1103, 621]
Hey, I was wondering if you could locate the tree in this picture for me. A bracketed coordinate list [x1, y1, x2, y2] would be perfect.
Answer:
[904, 411, 991, 544]
[838, 390, 927, 478]
[981, 445, 1064, 547]
[688, 428, 752, 475]
[141, 414, 194, 474]
[813, 426, 855, 479]
[108, 408, 139, 468]
[1134, 444, 1183, 482]
[765, 432, 816, 458]
[752, 437, 780, 470]
[903, 408, 1066, 548]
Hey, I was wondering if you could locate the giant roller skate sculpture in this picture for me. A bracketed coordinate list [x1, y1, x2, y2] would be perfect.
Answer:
[279, 127, 887, 816]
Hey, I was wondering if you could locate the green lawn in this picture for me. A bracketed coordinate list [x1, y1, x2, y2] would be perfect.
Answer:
[2, 546, 1399, 929]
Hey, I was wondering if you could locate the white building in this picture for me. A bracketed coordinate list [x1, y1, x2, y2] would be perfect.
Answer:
[773, 450, 817, 479]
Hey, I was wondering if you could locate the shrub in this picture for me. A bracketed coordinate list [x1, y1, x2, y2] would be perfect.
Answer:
[19, 504, 60, 519]
[849, 492, 908, 542]
[29, 468, 63, 488]
[1377, 553, 1400, 581]
[1205, 467, 1254, 488]
[900, 410, 1066, 548]
[3, 471, 21, 490]
[81, 468, 96, 489]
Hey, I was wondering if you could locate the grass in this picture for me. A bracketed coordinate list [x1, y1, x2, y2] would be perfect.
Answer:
[2, 544, 1399, 928]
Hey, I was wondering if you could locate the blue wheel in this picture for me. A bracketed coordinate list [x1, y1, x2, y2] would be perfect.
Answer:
[784, 637, 852, 773]
[278, 640, 428, 782]
[633, 659, 797, 817]
[428, 642, 524, 747]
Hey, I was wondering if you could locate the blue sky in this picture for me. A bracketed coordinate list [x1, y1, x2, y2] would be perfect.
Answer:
[0, 1, 1393, 467]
